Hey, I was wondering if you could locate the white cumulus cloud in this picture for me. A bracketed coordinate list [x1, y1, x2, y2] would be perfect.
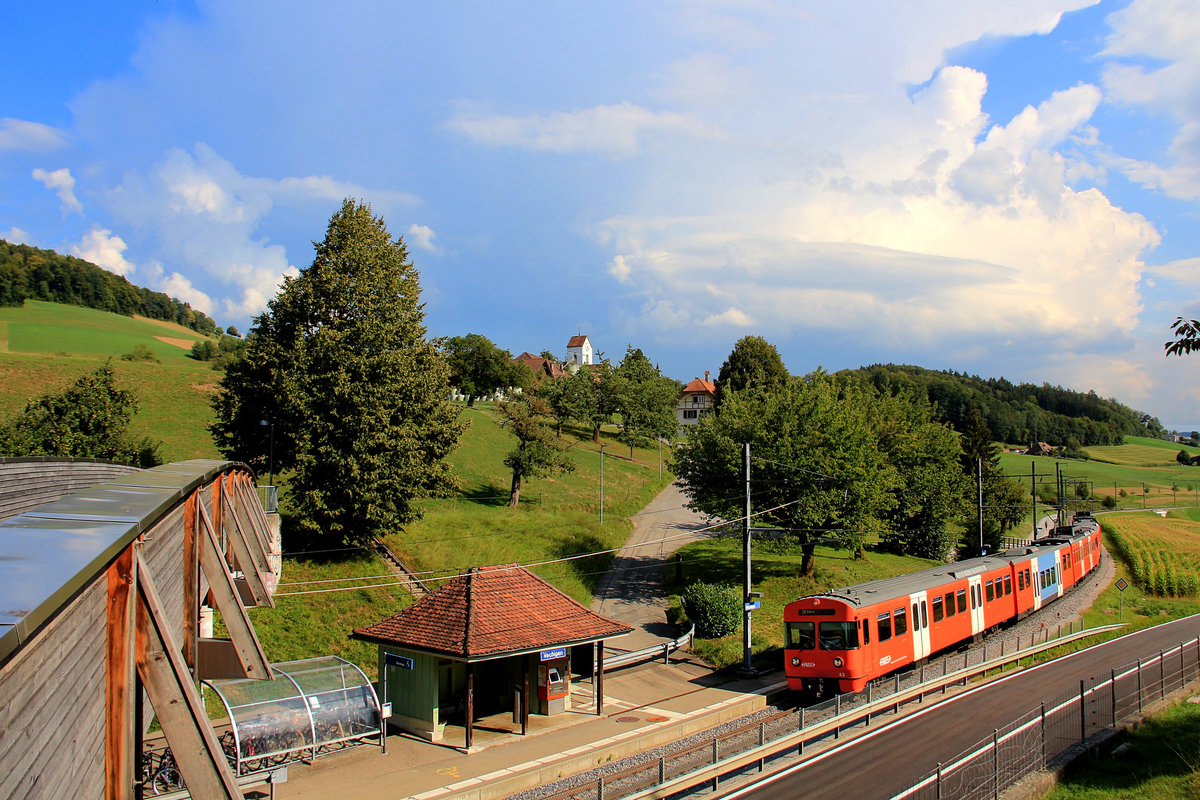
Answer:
[71, 228, 134, 276]
[1, 227, 30, 245]
[406, 224, 441, 254]
[32, 167, 82, 213]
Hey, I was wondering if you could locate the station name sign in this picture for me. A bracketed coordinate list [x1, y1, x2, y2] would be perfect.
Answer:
[792, 608, 837, 616]
[385, 653, 414, 670]
[539, 648, 567, 661]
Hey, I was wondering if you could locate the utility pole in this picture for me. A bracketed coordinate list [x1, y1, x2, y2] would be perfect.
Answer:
[599, 444, 608, 524]
[740, 443, 757, 677]
[977, 457, 984, 554]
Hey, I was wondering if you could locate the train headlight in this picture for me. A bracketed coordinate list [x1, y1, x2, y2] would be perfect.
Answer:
[832, 657, 844, 668]
[791, 656, 801, 667]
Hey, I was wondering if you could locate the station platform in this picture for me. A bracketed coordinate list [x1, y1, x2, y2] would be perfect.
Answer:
[266, 656, 786, 800]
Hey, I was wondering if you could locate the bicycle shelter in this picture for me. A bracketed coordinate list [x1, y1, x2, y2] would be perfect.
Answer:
[203, 656, 383, 775]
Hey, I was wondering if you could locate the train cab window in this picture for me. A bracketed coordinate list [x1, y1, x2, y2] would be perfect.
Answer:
[877, 611, 892, 642]
[1003, 575, 1012, 596]
[861, 617, 870, 645]
[786, 621, 816, 650]
[985, 580, 995, 602]
[932, 596, 944, 622]
[894, 607, 907, 636]
[819, 622, 859, 650]
[944, 591, 956, 617]
[956, 589, 967, 614]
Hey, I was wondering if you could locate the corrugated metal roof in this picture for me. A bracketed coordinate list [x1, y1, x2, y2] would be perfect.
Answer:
[0, 459, 244, 667]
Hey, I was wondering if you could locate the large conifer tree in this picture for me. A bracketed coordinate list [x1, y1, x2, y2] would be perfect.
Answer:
[211, 199, 463, 544]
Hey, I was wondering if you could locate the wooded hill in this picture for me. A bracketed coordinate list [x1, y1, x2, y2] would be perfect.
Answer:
[0, 239, 219, 335]
[842, 363, 1162, 447]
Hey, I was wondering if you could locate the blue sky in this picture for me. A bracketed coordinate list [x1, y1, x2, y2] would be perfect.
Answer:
[4, 0, 1200, 429]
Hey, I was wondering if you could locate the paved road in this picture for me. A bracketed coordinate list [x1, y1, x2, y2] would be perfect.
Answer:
[592, 482, 711, 651]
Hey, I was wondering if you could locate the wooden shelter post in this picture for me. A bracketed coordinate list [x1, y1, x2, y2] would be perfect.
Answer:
[596, 642, 605, 716]
[522, 655, 530, 735]
[465, 665, 475, 750]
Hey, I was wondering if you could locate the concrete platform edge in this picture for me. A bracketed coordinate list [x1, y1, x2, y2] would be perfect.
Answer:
[431, 692, 770, 800]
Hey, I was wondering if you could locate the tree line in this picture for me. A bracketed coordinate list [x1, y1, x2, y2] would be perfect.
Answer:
[0, 239, 219, 335]
[844, 363, 1162, 448]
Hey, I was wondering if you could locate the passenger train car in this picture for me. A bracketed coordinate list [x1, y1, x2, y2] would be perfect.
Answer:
[783, 513, 1103, 696]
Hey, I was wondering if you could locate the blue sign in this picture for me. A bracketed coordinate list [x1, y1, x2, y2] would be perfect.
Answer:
[539, 648, 567, 661]
[744, 601, 761, 611]
[385, 653, 414, 670]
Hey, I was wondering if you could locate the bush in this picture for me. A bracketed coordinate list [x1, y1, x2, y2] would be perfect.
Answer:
[682, 582, 741, 638]
[120, 343, 159, 363]
[1102, 494, 1118, 509]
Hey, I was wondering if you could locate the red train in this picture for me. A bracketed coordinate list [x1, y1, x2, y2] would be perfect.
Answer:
[783, 513, 1103, 696]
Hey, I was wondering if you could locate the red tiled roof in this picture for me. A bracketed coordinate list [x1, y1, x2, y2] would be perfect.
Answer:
[681, 378, 715, 395]
[351, 564, 630, 659]
[513, 353, 566, 379]
[567, 335, 589, 348]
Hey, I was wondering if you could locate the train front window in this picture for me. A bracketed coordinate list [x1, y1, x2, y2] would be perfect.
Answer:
[786, 621, 816, 650]
[819, 622, 859, 650]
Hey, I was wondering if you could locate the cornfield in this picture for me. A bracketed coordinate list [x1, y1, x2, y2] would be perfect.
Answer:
[1105, 514, 1200, 596]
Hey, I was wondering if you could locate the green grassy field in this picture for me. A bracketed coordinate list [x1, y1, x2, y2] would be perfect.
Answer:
[0, 301, 221, 461]
[1000, 436, 1200, 512]
[250, 406, 672, 676]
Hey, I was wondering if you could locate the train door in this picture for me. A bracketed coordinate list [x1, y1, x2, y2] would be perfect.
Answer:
[1028, 558, 1042, 611]
[1036, 551, 1060, 604]
[909, 591, 930, 662]
[968, 576, 985, 635]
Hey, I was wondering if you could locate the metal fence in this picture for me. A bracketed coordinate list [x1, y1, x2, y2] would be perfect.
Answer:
[891, 636, 1200, 800]
[534, 621, 1121, 800]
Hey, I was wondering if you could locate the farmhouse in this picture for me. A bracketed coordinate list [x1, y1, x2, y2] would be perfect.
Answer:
[677, 371, 716, 429]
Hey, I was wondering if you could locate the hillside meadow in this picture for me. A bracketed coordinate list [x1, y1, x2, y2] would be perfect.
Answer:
[0, 300, 220, 461]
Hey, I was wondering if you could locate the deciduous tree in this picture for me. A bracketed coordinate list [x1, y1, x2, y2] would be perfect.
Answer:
[211, 199, 463, 545]
[497, 394, 575, 506]
[0, 362, 161, 466]
[442, 333, 527, 407]
[674, 371, 899, 575]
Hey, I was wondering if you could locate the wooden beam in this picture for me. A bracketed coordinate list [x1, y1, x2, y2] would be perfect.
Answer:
[135, 552, 242, 800]
[197, 498, 270, 680]
[231, 474, 272, 561]
[225, 473, 270, 573]
[105, 547, 137, 800]
[219, 490, 272, 608]
[182, 492, 199, 670]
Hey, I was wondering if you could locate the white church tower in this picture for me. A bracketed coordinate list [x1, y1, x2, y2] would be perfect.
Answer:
[566, 334, 593, 366]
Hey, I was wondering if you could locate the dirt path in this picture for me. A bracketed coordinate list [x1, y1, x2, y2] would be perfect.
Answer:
[590, 482, 711, 651]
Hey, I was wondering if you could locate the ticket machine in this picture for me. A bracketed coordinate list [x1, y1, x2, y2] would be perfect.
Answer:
[536, 648, 570, 714]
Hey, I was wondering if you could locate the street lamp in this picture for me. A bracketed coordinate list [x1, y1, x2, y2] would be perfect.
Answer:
[260, 419, 275, 487]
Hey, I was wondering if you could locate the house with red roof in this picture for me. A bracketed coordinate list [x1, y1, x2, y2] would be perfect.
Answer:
[677, 371, 716, 429]
[352, 564, 629, 747]
[512, 351, 566, 381]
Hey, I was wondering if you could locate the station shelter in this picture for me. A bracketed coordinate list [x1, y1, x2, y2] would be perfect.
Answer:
[352, 564, 630, 747]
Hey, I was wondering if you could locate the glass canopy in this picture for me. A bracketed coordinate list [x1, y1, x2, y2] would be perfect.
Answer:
[204, 656, 382, 775]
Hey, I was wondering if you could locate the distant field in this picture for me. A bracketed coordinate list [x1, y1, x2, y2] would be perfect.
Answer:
[0, 301, 221, 461]
[1000, 435, 1200, 511]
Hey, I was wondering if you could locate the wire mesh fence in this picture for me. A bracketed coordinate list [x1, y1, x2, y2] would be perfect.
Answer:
[892, 636, 1200, 800]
